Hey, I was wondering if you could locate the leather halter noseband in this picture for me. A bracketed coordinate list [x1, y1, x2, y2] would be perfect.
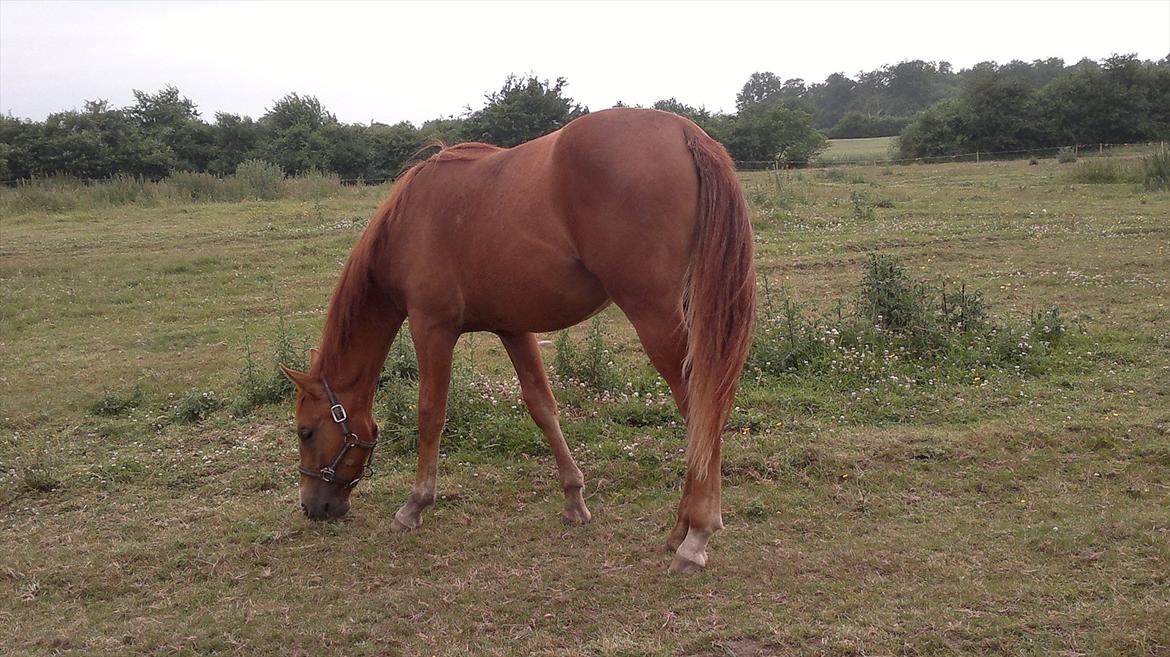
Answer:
[298, 377, 377, 489]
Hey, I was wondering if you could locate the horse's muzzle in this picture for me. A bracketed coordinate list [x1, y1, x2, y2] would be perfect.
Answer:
[301, 496, 349, 520]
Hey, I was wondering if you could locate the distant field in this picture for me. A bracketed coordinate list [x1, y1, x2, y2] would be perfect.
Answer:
[2, 152, 1168, 656]
[819, 135, 899, 162]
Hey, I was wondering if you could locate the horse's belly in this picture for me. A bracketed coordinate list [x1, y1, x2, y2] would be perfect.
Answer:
[459, 259, 611, 333]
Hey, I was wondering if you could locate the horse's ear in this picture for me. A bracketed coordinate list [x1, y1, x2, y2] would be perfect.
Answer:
[280, 365, 313, 390]
[308, 348, 320, 368]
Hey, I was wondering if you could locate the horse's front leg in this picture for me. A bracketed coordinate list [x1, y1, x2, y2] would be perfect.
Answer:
[392, 325, 457, 531]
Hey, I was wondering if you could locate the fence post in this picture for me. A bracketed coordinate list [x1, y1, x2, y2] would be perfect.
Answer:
[976, 151, 980, 163]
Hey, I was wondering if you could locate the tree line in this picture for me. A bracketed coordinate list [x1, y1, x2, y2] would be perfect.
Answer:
[0, 73, 827, 182]
[898, 54, 1170, 158]
[1, 54, 1166, 182]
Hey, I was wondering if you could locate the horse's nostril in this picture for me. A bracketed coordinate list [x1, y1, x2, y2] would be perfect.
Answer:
[301, 503, 309, 516]
[322, 502, 331, 516]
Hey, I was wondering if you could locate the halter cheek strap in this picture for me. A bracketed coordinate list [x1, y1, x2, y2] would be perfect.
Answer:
[298, 376, 377, 489]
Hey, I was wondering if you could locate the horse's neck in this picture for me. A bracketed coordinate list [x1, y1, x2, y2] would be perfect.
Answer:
[314, 278, 404, 411]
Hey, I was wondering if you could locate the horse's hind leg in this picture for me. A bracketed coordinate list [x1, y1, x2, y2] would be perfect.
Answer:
[498, 331, 591, 524]
[619, 307, 699, 556]
[392, 324, 457, 532]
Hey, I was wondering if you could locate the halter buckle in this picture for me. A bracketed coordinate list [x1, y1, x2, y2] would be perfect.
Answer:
[330, 403, 348, 424]
[319, 466, 335, 483]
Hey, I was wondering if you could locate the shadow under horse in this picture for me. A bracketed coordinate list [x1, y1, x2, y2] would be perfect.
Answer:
[280, 108, 756, 572]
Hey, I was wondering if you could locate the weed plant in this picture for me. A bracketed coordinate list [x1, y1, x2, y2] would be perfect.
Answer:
[746, 255, 1071, 390]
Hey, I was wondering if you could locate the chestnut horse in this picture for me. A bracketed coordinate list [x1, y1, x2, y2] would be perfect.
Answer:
[280, 108, 755, 571]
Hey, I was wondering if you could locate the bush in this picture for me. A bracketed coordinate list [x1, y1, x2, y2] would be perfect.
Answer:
[1056, 146, 1077, 163]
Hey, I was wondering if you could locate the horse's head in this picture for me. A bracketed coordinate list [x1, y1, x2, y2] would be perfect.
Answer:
[280, 361, 379, 521]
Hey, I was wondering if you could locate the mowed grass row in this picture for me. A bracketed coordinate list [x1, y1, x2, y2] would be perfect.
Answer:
[1, 154, 1168, 656]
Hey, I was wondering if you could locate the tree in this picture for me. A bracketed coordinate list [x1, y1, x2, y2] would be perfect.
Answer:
[263, 93, 334, 131]
[806, 72, 856, 129]
[461, 75, 587, 147]
[719, 104, 827, 164]
[260, 94, 338, 174]
[33, 100, 172, 178]
[209, 112, 262, 175]
[736, 72, 785, 111]
[130, 86, 213, 172]
[367, 121, 423, 180]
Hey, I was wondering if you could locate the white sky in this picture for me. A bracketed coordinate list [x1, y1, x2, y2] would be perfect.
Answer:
[1, 0, 1167, 125]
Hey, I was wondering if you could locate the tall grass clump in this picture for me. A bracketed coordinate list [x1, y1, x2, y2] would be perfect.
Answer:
[284, 168, 344, 201]
[1139, 149, 1169, 191]
[234, 159, 285, 200]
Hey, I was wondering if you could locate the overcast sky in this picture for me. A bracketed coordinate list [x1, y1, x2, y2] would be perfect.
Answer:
[2, 0, 1167, 125]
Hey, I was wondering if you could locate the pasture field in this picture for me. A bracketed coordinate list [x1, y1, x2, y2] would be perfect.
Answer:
[817, 136, 899, 163]
[2, 153, 1169, 656]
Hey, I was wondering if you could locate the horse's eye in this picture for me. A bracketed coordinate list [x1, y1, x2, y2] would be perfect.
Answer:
[297, 427, 313, 441]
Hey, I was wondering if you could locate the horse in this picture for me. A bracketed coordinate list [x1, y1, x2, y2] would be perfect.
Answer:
[280, 107, 755, 571]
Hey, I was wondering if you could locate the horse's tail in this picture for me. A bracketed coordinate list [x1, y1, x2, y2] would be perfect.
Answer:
[681, 127, 756, 480]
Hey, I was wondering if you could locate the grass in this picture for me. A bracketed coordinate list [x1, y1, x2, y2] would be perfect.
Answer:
[2, 145, 1169, 656]
[818, 136, 899, 163]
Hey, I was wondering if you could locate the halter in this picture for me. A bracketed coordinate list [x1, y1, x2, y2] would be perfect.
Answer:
[298, 376, 377, 489]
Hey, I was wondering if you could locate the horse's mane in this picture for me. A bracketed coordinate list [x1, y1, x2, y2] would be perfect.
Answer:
[313, 140, 501, 379]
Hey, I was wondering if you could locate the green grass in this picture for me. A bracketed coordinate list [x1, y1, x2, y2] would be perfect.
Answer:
[818, 136, 899, 163]
[2, 147, 1169, 656]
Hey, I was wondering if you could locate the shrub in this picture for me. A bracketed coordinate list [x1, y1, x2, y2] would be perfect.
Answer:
[1056, 146, 1077, 163]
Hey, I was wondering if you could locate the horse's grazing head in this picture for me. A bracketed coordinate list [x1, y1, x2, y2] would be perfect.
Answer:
[280, 361, 378, 521]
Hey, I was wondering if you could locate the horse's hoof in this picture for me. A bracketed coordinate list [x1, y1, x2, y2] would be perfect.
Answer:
[561, 504, 592, 525]
[391, 518, 418, 532]
[669, 552, 707, 573]
[392, 510, 421, 532]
